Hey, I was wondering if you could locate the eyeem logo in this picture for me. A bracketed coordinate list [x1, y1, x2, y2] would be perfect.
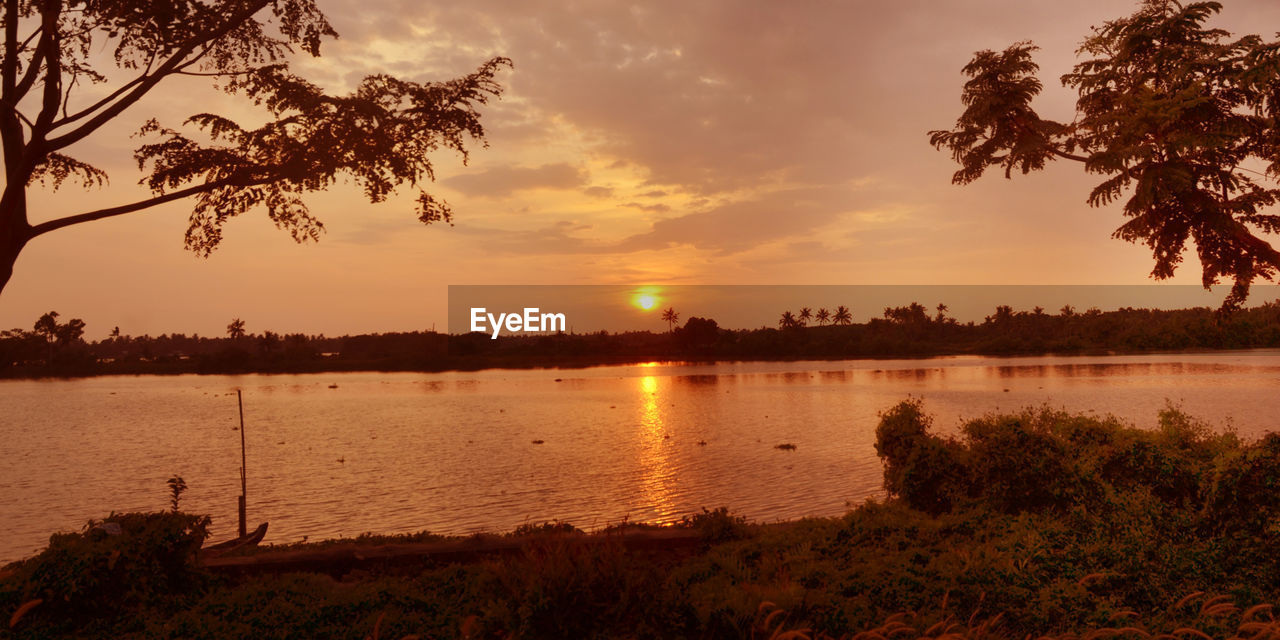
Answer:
[470, 308, 567, 339]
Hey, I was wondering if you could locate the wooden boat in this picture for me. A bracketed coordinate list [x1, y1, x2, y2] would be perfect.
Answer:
[201, 522, 268, 556]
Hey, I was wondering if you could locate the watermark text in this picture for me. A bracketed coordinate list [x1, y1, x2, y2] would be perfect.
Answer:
[470, 307, 567, 339]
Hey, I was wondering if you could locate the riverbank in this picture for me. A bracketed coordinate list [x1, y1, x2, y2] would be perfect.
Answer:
[4, 301, 1279, 379]
[4, 402, 1279, 638]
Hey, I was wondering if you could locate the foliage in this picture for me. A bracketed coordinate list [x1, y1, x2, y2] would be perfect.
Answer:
[675, 316, 722, 354]
[931, 0, 1280, 309]
[4, 300, 1280, 376]
[680, 507, 750, 545]
[510, 521, 583, 538]
[11, 399, 1280, 638]
[871, 400, 1255, 519]
[1, 511, 210, 632]
[473, 534, 671, 638]
[661, 307, 680, 333]
[874, 400, 969, 514]
[0, 0, 509, 294]
[167, 475, 187, 513]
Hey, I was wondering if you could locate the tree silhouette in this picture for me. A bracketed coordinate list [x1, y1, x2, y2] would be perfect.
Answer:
[32, 311, 59, 344]
[798, 307, 812, 327]
[779, 310, 799, 329]
[931, 0, 1280, 310]
[0, 2, 510, 295]
[661, 307, 679, 333]
[31, 309, 83, 361]
[833, 305, 852, 325]
[816, 308, 831, 325]
[227, 318, 246, 340]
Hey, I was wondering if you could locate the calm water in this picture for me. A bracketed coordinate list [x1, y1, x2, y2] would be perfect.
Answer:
[3, 350, 1279, 562]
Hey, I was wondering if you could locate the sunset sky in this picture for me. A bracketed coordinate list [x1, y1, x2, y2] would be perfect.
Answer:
[4, 0, 1280, 338]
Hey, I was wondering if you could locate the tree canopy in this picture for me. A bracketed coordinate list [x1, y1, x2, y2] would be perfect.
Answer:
[0, 0, 510, 294]
[930, 0, 1280, 310]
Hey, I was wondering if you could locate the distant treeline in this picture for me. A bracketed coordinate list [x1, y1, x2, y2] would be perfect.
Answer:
[3, 301, 1280, 377]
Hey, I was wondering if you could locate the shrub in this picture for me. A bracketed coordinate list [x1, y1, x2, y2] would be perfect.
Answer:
[1205, 433, 1280, 533]
[874, 400, 969, 514]
[683, 507, 749, 544]
[962, 414, 1088, 513]
[4, 511, 210, 626]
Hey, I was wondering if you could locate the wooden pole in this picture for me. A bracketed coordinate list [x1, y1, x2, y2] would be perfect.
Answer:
[238, 389, 247, 538]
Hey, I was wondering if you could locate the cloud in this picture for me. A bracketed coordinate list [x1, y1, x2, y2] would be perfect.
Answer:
[614, 185, 868, 255]
[451, 220, 601, 255]
[622, 202, 671, 213]
[444, 163, 588, 198]
[583, 185, 615, 198]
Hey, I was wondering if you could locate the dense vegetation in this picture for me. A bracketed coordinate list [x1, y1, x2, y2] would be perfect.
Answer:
[4, 301, 1280, 377]
[4, 402, 1280, 638]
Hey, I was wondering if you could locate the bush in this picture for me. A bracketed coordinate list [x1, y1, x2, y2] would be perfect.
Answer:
[872, 400, 1264, 521]
[683, 507, 749, 544]
[3, 511, 210, 626]
[874, 399, 968, 514]
[962, 414, 1090, 513]
[1206, 433, 1280, 533]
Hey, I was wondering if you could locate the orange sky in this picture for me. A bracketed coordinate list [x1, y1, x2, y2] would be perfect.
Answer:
[4, 0, 1280, 338]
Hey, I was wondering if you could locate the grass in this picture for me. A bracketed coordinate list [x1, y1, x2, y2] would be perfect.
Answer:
[4, 401, 1280, 638]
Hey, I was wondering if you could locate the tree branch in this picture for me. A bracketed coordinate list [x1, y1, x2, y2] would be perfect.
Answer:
[29, 0, 62, 144]
[1050, 148, 1089, 163]
[44, 0, 272, 152]
[50, 71, 149, 130]
[0, 0, 23, 177]
[2, 0, 16, 98]
[26, 176, 271, 239]
[11, 21, 53, 103]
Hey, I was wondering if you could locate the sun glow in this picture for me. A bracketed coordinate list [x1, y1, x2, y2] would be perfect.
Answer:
[631, 287, 662, 311]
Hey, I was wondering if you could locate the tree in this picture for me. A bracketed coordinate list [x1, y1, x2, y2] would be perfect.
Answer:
[833, 305, 852, 325]
[30, 309, 83, 361]
[661, 307, 679, 333]
[930, 1, 1280, 310]
[676, 316, 719, 352]
[778, 310, 799, 329]
[32, 310, 58, 343]
[815, 307, 831, 325]
[226, 318, 245, 340]
[798, 307, 812, 327]
[883, 302, 930, 326]
[0, 1, 511, 295]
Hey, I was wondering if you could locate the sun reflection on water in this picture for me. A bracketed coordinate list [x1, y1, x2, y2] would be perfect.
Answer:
[637, 375, 678, 521]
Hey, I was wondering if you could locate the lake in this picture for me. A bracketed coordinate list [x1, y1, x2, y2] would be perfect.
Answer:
[3, 350, 1279, 563]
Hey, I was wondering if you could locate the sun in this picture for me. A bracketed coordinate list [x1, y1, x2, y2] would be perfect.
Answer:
[629, 286, 663, 312]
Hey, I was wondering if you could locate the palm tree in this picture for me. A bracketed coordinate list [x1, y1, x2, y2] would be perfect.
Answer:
[227, 318, 246, 340]
[815, 308, 830, 325]
[833, 305, 852, 325]
[779, 310, 799, 329]
[935, 303, 949, 323]
[798, 307, 812, 327]
[661, 307, 679, 333]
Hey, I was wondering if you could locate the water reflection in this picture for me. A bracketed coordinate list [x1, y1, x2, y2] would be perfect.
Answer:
[875, 368, 934, 381]
[4, 351, 1279, 563]
[637, 375, 677, 520]
[677, 374, 719, 386]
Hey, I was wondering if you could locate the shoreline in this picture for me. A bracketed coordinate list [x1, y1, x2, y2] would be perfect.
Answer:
[3, 343, 1277, 381]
